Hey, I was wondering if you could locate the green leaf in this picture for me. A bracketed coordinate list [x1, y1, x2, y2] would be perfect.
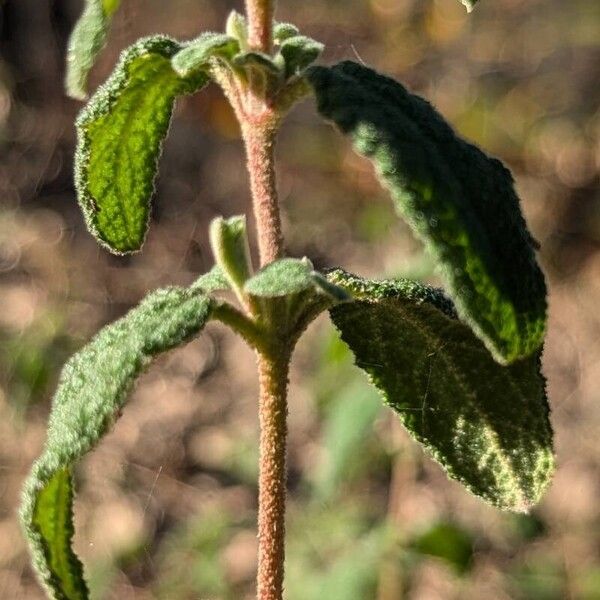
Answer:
[209, 216, 253, 292]
[171, 33, 239, 77]
[279, 35, 324, 78]
[273, 22, 301, 43]
[233, 51, 282, 75]
[244, 257, 315, 297]
[411, 522, 474, 575]
[20, 285, 212, 600]
[190, 265, 231, 294]
[327, 269, 554, 512]
[225, 10, 248, 49]
[308, 61, 547, 364]
[65, 0, 122, 100]
[74, 36, 209, 254]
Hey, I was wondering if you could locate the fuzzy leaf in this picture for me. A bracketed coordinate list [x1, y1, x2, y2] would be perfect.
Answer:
[75, 36, 208, 254]
[171, 33, 239, 77]
[327, 269, 554, 512]
[244, 258, 315, 297]
[279, 35, 324, 77]
[233, 51, 282, 75]
[225, 10, 248, 49]
[209, 216, 253, 292]
[191, 265, 231, 294]
[273, 22, 301, 43]
[20, 286, 212, 600]
[65, 0, 122, 100]
[308, 61, 547, 364]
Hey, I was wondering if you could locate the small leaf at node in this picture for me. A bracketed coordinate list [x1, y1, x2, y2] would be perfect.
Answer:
[308, 62, 547, 364]
[172, 33, 239, 77]
[225, 10, 248, 49]
[245, 258, 315, 298]
[75, 36, 208, 254]
[191, 265, 231, 294]
[327, 269, 554, 512]
[273, 22, 301, 43]
[279, 35, 324, 78]
[209, 216, 253, 293]
[65, 0, 122, 100]
[20, 285, 212, 600]
[233, 51, 282, 75]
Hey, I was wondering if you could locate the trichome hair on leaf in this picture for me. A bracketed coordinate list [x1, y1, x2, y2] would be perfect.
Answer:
[74, 36, 209, 255]
[308, 61, 547, 365]
[20, 286, 212, 600]
[327, 269, 554, 512]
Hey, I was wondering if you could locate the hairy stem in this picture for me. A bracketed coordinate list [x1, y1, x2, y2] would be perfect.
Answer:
[245, 0, 275, 53]
[243, 122, 284, 267]
[256, 349, 290, 600]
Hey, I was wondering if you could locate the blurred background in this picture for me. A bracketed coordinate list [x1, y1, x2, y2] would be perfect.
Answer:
[1, 0, 599, 598]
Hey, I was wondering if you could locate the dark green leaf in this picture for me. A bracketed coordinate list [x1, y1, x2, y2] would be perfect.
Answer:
[279, 35, 324, 78]
[308, 62, 547, 364]
[171, 33, 239, 77]
[327, 269, 554, 512]
[20, 286, 212, 600]
[244, 258, 314, 297]
[233, 51, 282, 75]
[65, 0, 122, 100]
[411, 522, 474, 575]
[75, 36, 208, 254]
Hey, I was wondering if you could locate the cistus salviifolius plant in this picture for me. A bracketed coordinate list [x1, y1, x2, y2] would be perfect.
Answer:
[20, 1, 554, 599]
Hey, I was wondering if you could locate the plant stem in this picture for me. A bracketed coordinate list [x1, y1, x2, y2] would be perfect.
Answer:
[243, 122, 284, 267]
[245, 0, 275, 52]
[242, 5, 288, 598]
[256, 348, 290, 600]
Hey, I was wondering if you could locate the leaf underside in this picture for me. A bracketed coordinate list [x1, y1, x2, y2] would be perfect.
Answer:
[65, 0, 122, 100]
[74, 36, 208, 254]
[308, 61, 547, 364]
[20, 286, 212, 600]
[327, 269, 554, 512]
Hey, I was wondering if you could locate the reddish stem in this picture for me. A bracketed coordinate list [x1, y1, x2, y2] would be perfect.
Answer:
[243, 122, 284, 267]
[245, 0, 275, 53]
[256, 350, 289, 600]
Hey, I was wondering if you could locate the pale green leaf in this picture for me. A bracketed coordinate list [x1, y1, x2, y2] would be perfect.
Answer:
[171, 33, 239, 77]
[244, 258, 314, 297]
[308, 62, 547, 364]
[75, 36, 209, 254]
[209, 216, 253, 292]
[65, 0, 122, 100]
[20, 286, 212, 600]
[190, 265, 231, 294]
[225, 10, 248, 49]
[327, 269, 554, 512]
